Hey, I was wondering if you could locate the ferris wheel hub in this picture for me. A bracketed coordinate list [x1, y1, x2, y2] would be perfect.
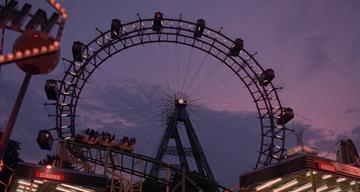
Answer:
[177, 98, 185, 104]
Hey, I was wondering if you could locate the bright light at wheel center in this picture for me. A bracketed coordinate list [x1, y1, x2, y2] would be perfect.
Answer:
[178, 98, 185, 104]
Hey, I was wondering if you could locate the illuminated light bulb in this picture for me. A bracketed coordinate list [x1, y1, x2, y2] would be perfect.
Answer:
[46, 165, 52, 169]
[306, 171, 317, 176]
[0, 55, 5, 62]
[55, 3, 61, 10]
[62, 13, 68, 19]
[272, 179, 298, 192]
[56, 186, 73, 192]
[321, 174, 332, 180]
[24, 49, 31, 56]
[350, 181, 356, 185]
[17, 184, 27, 189]
[49, 45, 56, 51]
[7, 53, 14, 60]
[328, 187, 341, 192]
[33, 180, 44, 184]
[18, 180, 38, 188]
[60, 8, 66, 14]
[32, 33, 40, 38]
[316, 185, 328, 192]
[289, 183, 312, 192]
[54, 41, 60, 47]
[178, 98, 184, 104]
[60, 183, 95, 192]
[15, 51, 23, 58]
[336, 177, 346, 183]
[48, 0, 56, 4]
[255, 178, 282, 191]
[41, 46, 48, 53]
[32, 48, 39, 54]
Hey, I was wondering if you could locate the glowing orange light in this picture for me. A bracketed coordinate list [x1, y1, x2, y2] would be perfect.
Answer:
[54, 41, 60, 47]
[24, 49, 31, 56]
[55, 3, 61, 10]
[41, 46, 48, 53]
[0, 160, 3, 172]
[32, 33, 40, 39]
[60, 8, 66, 14]
[0, 55, 5, 62]
[7, 53, 14, 60]
[48, 45, 55, 51]
[32, 48, 40, 54]
[15, 51, 23, 58]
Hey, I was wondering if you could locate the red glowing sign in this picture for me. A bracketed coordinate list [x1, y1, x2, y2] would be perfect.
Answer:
[335, 163, 360, 177]
[317, 161, 336, 172]
[35, 171, 64, 181]
[317, 161, 360, 177]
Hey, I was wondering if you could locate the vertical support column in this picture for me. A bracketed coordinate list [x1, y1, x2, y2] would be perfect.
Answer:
[309, 170, 316, 192]
[57, 139, 66, 168]
[355, 181, 359, 192]
[181, 168, 186, 192]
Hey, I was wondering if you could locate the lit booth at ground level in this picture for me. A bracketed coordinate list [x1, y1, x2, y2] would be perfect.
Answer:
[9, 162, 107, 192]
[240, 154, 360, 192]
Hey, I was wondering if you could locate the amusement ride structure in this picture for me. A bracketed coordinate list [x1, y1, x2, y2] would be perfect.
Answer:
[38, 12, 294, 191]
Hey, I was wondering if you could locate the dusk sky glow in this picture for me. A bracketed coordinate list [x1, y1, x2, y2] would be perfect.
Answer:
[0, 0, 360, 187]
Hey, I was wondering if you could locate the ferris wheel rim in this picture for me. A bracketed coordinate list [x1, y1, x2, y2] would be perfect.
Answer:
[50, 14, 289, 170]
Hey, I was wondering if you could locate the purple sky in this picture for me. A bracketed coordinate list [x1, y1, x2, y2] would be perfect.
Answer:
[1, 0, 360, 187]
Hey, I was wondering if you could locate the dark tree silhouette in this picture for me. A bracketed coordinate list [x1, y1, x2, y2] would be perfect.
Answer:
[0, 132, 22, 191]
[38, 154, 74, 170]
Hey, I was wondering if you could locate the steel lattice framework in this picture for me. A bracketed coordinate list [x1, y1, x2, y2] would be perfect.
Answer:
[46, 14, 291, 181]
[57, 140, 229, 191]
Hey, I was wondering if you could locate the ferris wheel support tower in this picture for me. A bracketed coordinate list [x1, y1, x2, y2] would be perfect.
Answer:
[150, 99, 215, 181]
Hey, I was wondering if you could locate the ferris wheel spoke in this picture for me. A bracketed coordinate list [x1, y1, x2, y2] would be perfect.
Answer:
[192, 74, 237, 102]
[128, 46, 161, 86]
[188, 109, 256, 168]
[186, 59, 223, 97]
[180, 46, 194, 98]
[158, 43, 177, 91]
[188, 109, 256, 148]
[186, 53, 209, 95]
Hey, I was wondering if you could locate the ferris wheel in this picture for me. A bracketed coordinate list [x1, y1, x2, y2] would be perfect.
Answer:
[40, 12, 294, 191]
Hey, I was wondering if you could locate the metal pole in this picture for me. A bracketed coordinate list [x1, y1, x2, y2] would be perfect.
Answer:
[0, 73, 32, 166]
[0, 0, 8, 77]
[181, 168, 186, 192]
[310, 170, 316, 192]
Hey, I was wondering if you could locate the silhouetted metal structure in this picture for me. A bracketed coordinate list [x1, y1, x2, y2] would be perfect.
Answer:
[337, 139, 360, 166]
[55, 140, 229, 192]
[42, 12, 295, 191]
[150, 99, 215, 182]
